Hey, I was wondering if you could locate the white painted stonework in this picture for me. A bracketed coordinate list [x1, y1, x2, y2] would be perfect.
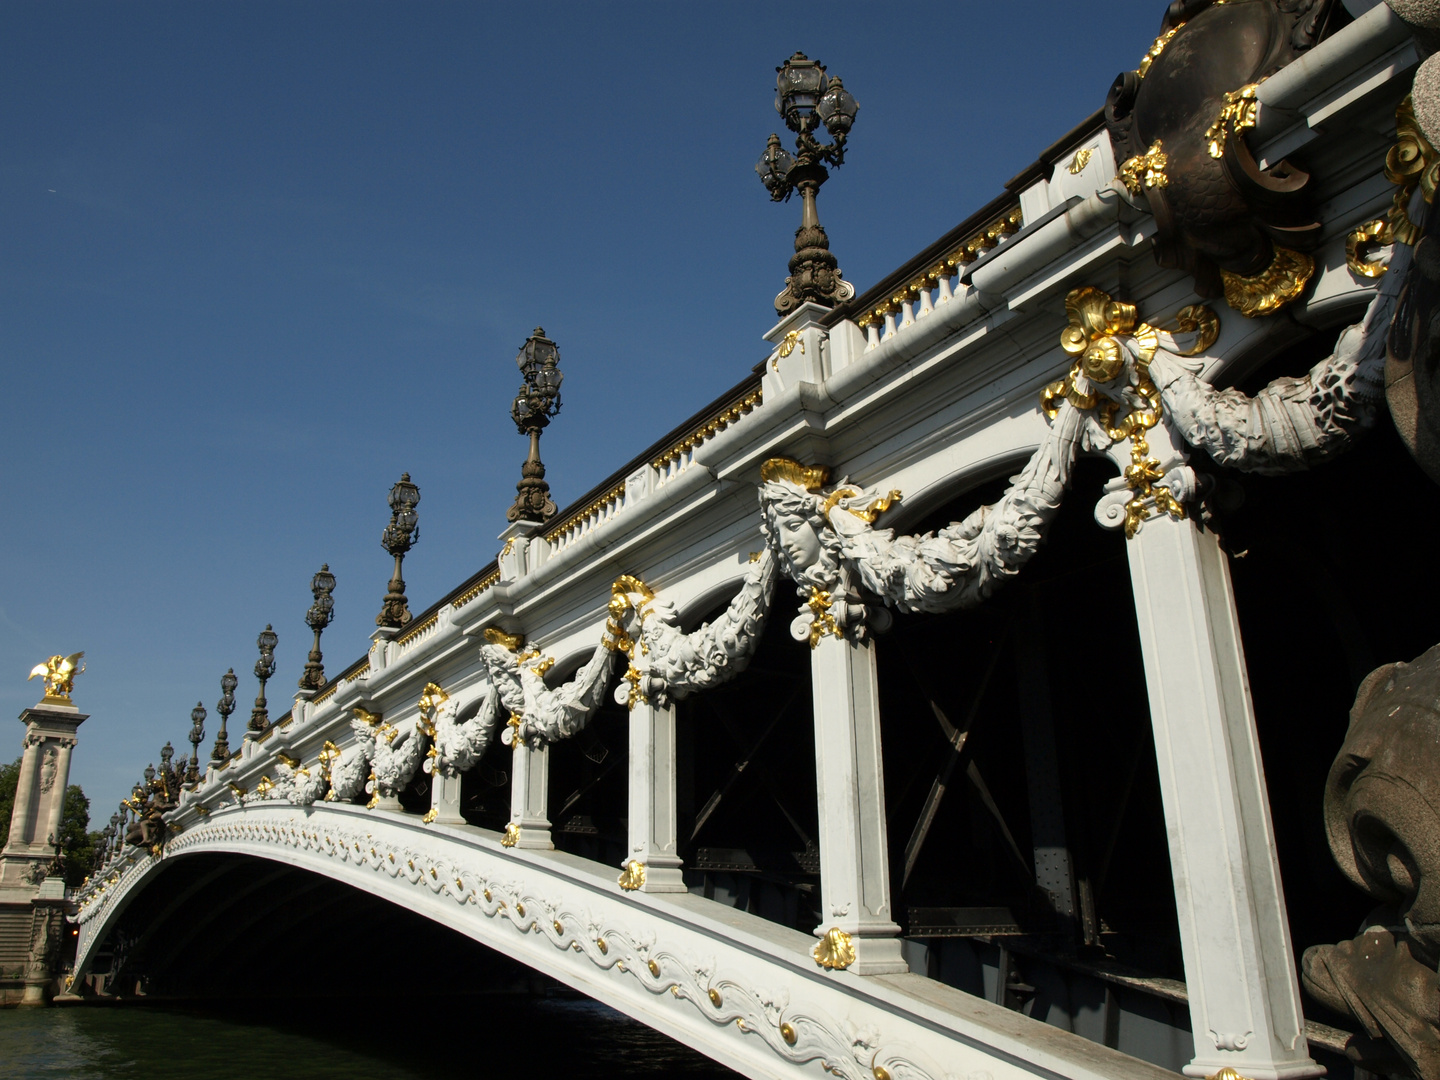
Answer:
[74, 10, 1424, 1078]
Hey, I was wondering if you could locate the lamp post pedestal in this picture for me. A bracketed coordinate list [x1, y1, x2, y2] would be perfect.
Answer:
[775, 166, 854, 316]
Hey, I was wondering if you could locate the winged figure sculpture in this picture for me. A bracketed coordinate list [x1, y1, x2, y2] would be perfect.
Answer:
[28, 652, 85, 702]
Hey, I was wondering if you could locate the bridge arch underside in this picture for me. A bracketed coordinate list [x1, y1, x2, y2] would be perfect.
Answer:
[76, 851, 542, 1000]
[74, 803, 1178, 1080]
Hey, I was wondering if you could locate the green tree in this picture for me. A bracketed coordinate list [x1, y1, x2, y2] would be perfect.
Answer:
[0, 758, 16, 850]
[0, 757, 96, 886]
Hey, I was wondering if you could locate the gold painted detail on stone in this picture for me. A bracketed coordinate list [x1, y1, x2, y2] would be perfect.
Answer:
[1208, 1071, 1254, 1080]
[805, 588, 843, 649]
[760, 457, 829, 492]
[708, 987, 722, 1007]
[1205, 83, 1260, 159]
[395, 610, 439, 646]
[450, 568, 500, 611]
[501, 822, 520, 848]
[421, 808, 437, 824]
[275, 752, 301, 769]
[780, 1021, 798, 1045]
[1044, 287, 1209, 537]
[542, 481, 626, 542]
[1387, 95, 1439, 246]
[855, 206, 1022, 330]
[343, 660, 370, 683]
[1168, 304, 1221, 356]
[1347, 219, 1393, 278]
[1067, 148, 1093, 174]
[1219, 246, 1314, 318]
[227, 782, 248, 797]
[811, 926, 856, 970]
[1136, 24, 1182, 79]
[650, 387, 763, 471]
[618, 859, 646, 891]
[777, 328, 805, 358]
[418, 681, 449, 718]
[311, 684, 337, 705]
[483, 627, 526, 652]
[820, 486, 902, 524]
[1117, 140, 1168, 196]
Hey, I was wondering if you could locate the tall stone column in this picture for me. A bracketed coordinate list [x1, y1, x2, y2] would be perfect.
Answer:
[507, 739, 552, 850]
[0, 702, 87, 890]
[809, 633, 906, 974]
[625, 700, 685, 892]
[1126, 513, 1321, 1080]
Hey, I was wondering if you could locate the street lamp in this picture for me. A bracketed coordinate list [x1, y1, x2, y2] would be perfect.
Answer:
[377, 473, 421, 628]
[213, 668, 237, 765]
[756, 52, 859, 316]
[186, 701, 205, 786]
[298, 565, 336, 692]
[507, 327, 564, 524]
[248, 626, 278, 737]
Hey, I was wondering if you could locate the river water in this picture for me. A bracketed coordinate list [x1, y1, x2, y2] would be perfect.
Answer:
[0, 994, 741, 1079]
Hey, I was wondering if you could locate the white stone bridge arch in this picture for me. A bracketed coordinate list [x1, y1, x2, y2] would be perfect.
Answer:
[69, 9, 1430, 1079]
[75, 800, 1152, 1080]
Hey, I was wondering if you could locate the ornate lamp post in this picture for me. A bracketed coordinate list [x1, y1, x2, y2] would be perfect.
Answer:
[298, 565, 336, 691]
[248, 626, 278, 738]
[376, 473, 421, 628]
[507, 328, 564, 524]
[157, 744, 176, 802]
[756, 52, 860, 316]
[213, 668, 237, 764]
[186, 702, 205, 786]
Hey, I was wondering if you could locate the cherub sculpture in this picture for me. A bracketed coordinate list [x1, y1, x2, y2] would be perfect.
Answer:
[28, 653, 84, 702]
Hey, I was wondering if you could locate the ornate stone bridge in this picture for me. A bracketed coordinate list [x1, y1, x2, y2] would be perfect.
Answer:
[67, 5, 1440, 1078]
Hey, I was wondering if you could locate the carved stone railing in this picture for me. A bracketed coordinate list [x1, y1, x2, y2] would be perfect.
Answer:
[853, 205, 1023, 352]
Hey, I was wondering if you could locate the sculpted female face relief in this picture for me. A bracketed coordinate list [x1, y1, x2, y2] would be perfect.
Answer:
[757, 459, 841, 593]
[773, 506, 823, 570]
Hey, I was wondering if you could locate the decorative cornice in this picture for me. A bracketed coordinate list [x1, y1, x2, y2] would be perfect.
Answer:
[395, 610, 439, 645]
[650, 387, 763, 471]
[451, 569, 501, 611]
[854, 206, 1021, 330]
[542, 482, 627, 541]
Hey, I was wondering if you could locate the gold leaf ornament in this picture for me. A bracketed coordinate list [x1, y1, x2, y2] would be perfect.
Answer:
[1346, 219, 1393, 279]
[811, 926, 856, 970]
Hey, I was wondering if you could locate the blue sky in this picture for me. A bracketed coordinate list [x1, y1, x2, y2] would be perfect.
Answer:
[1, 1, 1160, 825]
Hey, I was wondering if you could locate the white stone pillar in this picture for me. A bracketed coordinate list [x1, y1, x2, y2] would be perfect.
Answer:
[0, 701, 88, 890]
[428, 769, 465, 826]
[809, 633, 906, 974]
[1126, 513, 1321, 1080]
[625, 700, 685, 892]
[5, 737, 43, 848]
[39, 741, 76, 846]
[507, 740, 552, 850]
